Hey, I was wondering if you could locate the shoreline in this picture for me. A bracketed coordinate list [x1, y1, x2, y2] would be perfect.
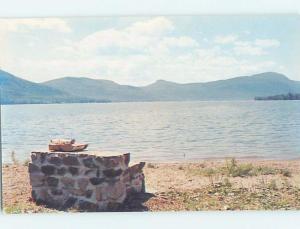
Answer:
[129, 157, 300, 166]
[2, 158, 300, 212]
[4, 157, 300, 165]
[4, 99, 297, 106]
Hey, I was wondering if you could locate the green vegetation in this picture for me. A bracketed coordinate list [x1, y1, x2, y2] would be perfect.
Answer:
[147, 163, 157, 169]
[2, 69, 300, 104]
[23, 159, 30, 167]
[10, 151, 19, 165]
[255, 92, 300, 100]
[158, 178, 300, 211]
[4, 204, 24, 214]
[10, 151, 30, 166]
[187, 158, 292, 178]
[3, 160, 299, 212]
[0, 69, 110, 104]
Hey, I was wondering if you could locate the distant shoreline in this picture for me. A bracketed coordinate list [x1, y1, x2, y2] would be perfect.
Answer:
[2, 98, 300, 106]
[255, 93, 300, 101]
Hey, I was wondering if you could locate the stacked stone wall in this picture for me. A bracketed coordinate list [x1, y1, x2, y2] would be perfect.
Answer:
[29, 151, 145, 211]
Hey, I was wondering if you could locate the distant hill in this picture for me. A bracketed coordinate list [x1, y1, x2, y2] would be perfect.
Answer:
[1, 70, 300, 104]
[0, 70, 109, 104]
[44, 72, 300, 102]
[43, 77, 150, 102]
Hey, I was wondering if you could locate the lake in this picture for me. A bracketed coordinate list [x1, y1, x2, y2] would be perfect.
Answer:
[1, 101, 300, 163]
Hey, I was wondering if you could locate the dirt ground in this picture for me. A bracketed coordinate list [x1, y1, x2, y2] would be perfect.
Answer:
[2, 159, 300, 213]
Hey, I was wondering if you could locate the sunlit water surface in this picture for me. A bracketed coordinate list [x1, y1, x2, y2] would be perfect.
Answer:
[2, 101, 300, 163]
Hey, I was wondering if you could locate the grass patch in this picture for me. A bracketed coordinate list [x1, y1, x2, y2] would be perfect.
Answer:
[147, 163, 156, 169]
[10, 151, 19, 165]
[268, 179, 278, 190]
[23, 159, 30, 167]
[4, 204, 26, 214]
[279, 168, 292, 177]
[226, 158, 254, 177]
[187, 158, 292, 178]
[156, 180, 300, 211]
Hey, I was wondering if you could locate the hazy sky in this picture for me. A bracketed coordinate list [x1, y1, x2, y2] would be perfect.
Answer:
[0, 15, 299, 85]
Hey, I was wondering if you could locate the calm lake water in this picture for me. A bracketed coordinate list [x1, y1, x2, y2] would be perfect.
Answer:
[1, 101, 300, 163]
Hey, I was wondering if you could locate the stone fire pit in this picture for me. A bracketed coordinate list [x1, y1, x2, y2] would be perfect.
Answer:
[28, 151, 145, 211]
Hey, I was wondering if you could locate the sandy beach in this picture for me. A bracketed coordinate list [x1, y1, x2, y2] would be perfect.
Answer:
[2, 158, 300, 213]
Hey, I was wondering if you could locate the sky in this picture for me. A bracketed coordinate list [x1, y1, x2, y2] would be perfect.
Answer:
[0, 15, 299, 86]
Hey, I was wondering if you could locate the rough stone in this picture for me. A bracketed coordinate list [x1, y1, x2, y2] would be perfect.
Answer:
[95, 187, 104, 201]
[96, 168, 101, 177]
[62, 197, 77, 209]
[29, 151, 145, 211]
[78, 200, 98, 211]
[139, 162, 146, 170]
[70, 189, 85, 196]
[40, 153, 47, 164]
[31, 190, 37, 201]
[31, 153, 38, 162]
[46, 176, 59, 187]
[85, 190, 93, 198]
[68, 167, 79, 175]
[105, 177, 121, 186]
[77, 178, 89, 191]
[122, 172, 130, 183]
[57, 167, 67, 175]
[51, 189, 63, 195]
[107, 202, 122, 210]
[94, 157, 104, 164]
[103, 157, 120, 168]
[124, 153, 130, 166]
[106, 181, 126, 201]
[103, 169, 123, 178]
[61, 177, 75, 188]
[28, 163, 40, 173]
[63, 156, 79, 166]
[48, 156, 62, 166]
[36, 188, 49, 201]
[84, 169, 96, 176]
[89, 177, 105, 185]
[129, 162, 146, 177]
[82, 157, 97, 168]
[41, 165, 55, 175]
[30, 174, 45, 187]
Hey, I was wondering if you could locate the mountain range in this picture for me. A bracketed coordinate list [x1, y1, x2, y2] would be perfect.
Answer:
[1, 69, 300, 104]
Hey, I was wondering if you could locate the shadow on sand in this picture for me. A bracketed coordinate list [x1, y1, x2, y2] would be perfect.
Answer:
[35, 192, 155, 212]
[119, 192, 155, 212]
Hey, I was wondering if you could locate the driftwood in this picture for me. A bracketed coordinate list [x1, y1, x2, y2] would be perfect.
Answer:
[49, 139, 88, 152]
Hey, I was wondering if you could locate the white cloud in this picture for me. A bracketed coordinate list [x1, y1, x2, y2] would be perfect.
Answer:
[8, 44, 276, 85]
[233, 38, 280, 56]
[62, 17, 198, 56]
[78, 28, 154, 51]
[78, 17, 173, 52]
[254, 39, 280, 47]
[0, 18, 71, 33]
[213, 34, 281, 56]
[125, 16, 174, 35]
[233, 41, 266, 56]
[214, 35, 238, 44]
[0, 17, 283, 85]
[160, 37, 199, 48]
